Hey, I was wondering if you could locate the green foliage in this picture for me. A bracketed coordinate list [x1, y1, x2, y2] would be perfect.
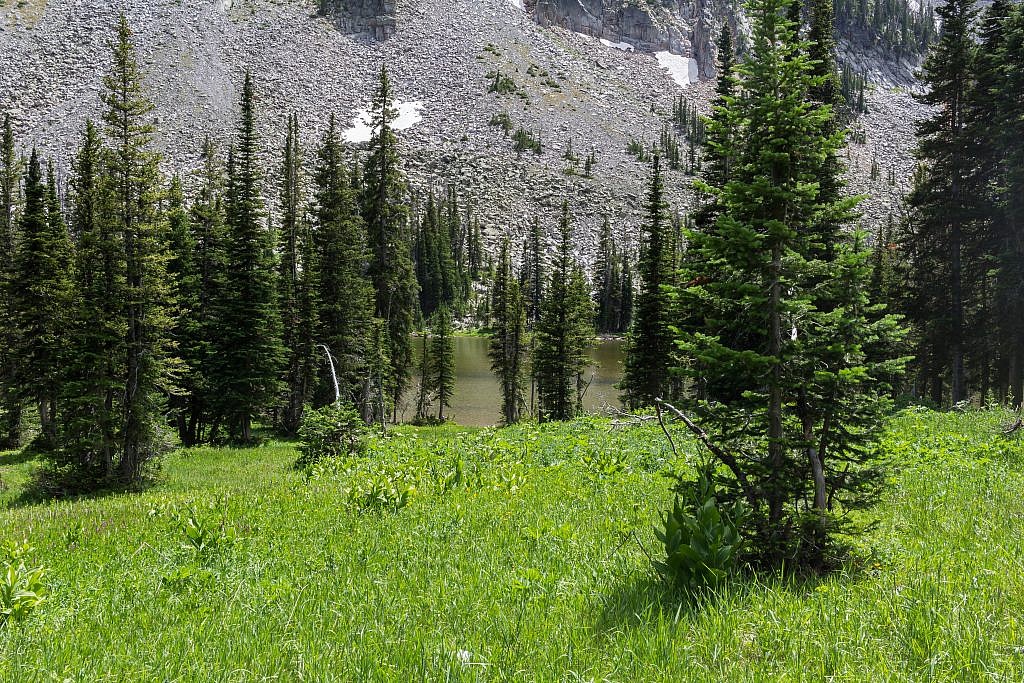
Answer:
[512, 127, 543, 155]
[0, 540, 46, 626]
[533, 203, 595, 422]
[655, 467, 750, 592]
[2, 411, 1024, 677]
[622, 155, 676, 409]
[362, 65, 418, 421]
[211, 70, 284, 444]
[296, 403, 368, 470]
[489, 239, 528, 425]
[488, 111, 514, 136]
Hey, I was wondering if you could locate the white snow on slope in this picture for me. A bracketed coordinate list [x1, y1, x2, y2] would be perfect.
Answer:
[507, 0, 525, 8]
[655, 51, 699, 87]
[599, 38, 634, 52]
[343, 101, 425, 143]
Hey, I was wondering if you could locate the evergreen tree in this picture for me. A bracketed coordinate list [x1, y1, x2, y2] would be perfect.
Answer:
[165, 175, 197, 444]
[488, 238, 527, 425]
[361, 65, 418, 420]
[676, 0, 906, 567]
[995, 2, 1024, 406]
[594, 216, 630, 334]
[904, 0, 977, 405]
[212, 71, 283, 443]
[0, 114, 21, 449]
[313, 114, 375, 414]
[102, 15, 173, 481]
[429, 304, 456, 422]
[61, 120, 124, 481]
[622, 156, 676, 409]
[12, 152, 72, 445]
[185, 138, 227, 444]
[277, 113, 318, 435]
[533, 202, 595, 422]
[520, 217, 545, 328]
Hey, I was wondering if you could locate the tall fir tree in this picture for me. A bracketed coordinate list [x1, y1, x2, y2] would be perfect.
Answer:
[429, 304, 456, 422]
[165, 175, 197, 444]
[622, 156, 676, 409]
[212, 71, 284, 443]
[361, 65, 418, 420]
[12, 153, 72, 445]
[276, 113, 318, 435]
[184, 138, 228, 444]
[101, 15, 173, 481]
[488, 238, 527, 425]
[313, 114, 375, 415]
[993, 3, 1024, 405]
[533, 202, 595, 422]
[905, 0, 977, 405]
[676, 0, 906, 567]
[61, 120, 125, 481]
[0, 114, 22, 449]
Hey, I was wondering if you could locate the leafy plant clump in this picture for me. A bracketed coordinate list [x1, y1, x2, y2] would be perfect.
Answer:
[0, 540, 46, 626]
[655, 467, 750, 593]
[296, 403, 368, 470]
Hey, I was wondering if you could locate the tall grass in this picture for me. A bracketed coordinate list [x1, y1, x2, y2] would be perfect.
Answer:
[0, 409, 1021, 681]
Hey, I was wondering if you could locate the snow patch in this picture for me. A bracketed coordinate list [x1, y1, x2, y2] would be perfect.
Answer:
[655, 51, 699, 87]
[599, 38, 635, 52]
[506, 0, 525, 9]
[343, 101, 425, 143]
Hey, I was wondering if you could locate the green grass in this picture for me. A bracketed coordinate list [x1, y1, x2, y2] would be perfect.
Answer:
[1, 409, 1022, 681]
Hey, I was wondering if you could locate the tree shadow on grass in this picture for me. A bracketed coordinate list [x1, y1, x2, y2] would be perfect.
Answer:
[595, 560, 883, 634]
[594, 570, 713, 632]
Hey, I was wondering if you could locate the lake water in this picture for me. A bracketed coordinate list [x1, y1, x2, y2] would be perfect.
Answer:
[408, 336, 625, 426]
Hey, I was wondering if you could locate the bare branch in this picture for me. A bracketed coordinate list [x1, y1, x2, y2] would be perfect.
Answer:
[655, 398, 761, 513]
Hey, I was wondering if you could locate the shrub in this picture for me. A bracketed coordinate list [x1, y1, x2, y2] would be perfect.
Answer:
[655, 467, 750, 593]
[0, 540, 46, 626]
[296, 403, 368, 470]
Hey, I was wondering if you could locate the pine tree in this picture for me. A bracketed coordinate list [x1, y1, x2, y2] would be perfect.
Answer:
[533, 202, 595, 422]
[430, 304, 456, 422]
[676, 0, 906, 567]
[488, 238, 527, 425]
[361, 65, 418, 420]
[518, 217, 544, 331]
[12, 152, 72, 445]
[277, 113, 318, 435]
[0, 115, 22, 449]
[185, 138, 227, 444]
[313, 114, 375, 414]
[60, 120, 124, 482]
[101, 16, 173, 481]
[212, 71, 283, 443]
[904, 0, 977, 406]
[165, 175, 197, 444]
[993, 3, 1024, 405]
[622, 156, 676, 409]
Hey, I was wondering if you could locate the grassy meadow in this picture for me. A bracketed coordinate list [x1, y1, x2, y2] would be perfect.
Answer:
[0, 408, 1022, 681]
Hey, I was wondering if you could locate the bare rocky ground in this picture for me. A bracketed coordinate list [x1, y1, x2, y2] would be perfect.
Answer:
[0, 0, 924, 262]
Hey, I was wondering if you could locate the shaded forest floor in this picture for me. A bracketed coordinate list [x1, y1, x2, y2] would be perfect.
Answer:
[1, 409, 1022, 681]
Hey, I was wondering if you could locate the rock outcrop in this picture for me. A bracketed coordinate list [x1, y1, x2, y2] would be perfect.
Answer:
[324, 0, 397, 40]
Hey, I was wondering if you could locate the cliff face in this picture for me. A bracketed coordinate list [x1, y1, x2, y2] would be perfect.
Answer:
[532, 0, 736, 78]
[323, 0, 397, 40]
[529, 0, 922, 85]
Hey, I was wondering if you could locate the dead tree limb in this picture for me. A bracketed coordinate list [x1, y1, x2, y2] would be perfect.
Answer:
[1003, 410, 1023, 436]
[655, 398, 761, 512]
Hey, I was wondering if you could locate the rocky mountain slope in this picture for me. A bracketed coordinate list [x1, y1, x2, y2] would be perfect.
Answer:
[0, 0, 925, 260]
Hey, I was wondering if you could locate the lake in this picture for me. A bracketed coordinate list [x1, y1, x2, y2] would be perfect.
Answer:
[407, 336, 625, 426]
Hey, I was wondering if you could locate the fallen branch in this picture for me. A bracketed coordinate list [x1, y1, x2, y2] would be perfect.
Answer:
[654, 398, 761, 513]
[1003, 412, 1023, 436]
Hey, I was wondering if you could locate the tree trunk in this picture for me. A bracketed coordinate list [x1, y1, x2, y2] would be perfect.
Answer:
[767, 242, 785, 528]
